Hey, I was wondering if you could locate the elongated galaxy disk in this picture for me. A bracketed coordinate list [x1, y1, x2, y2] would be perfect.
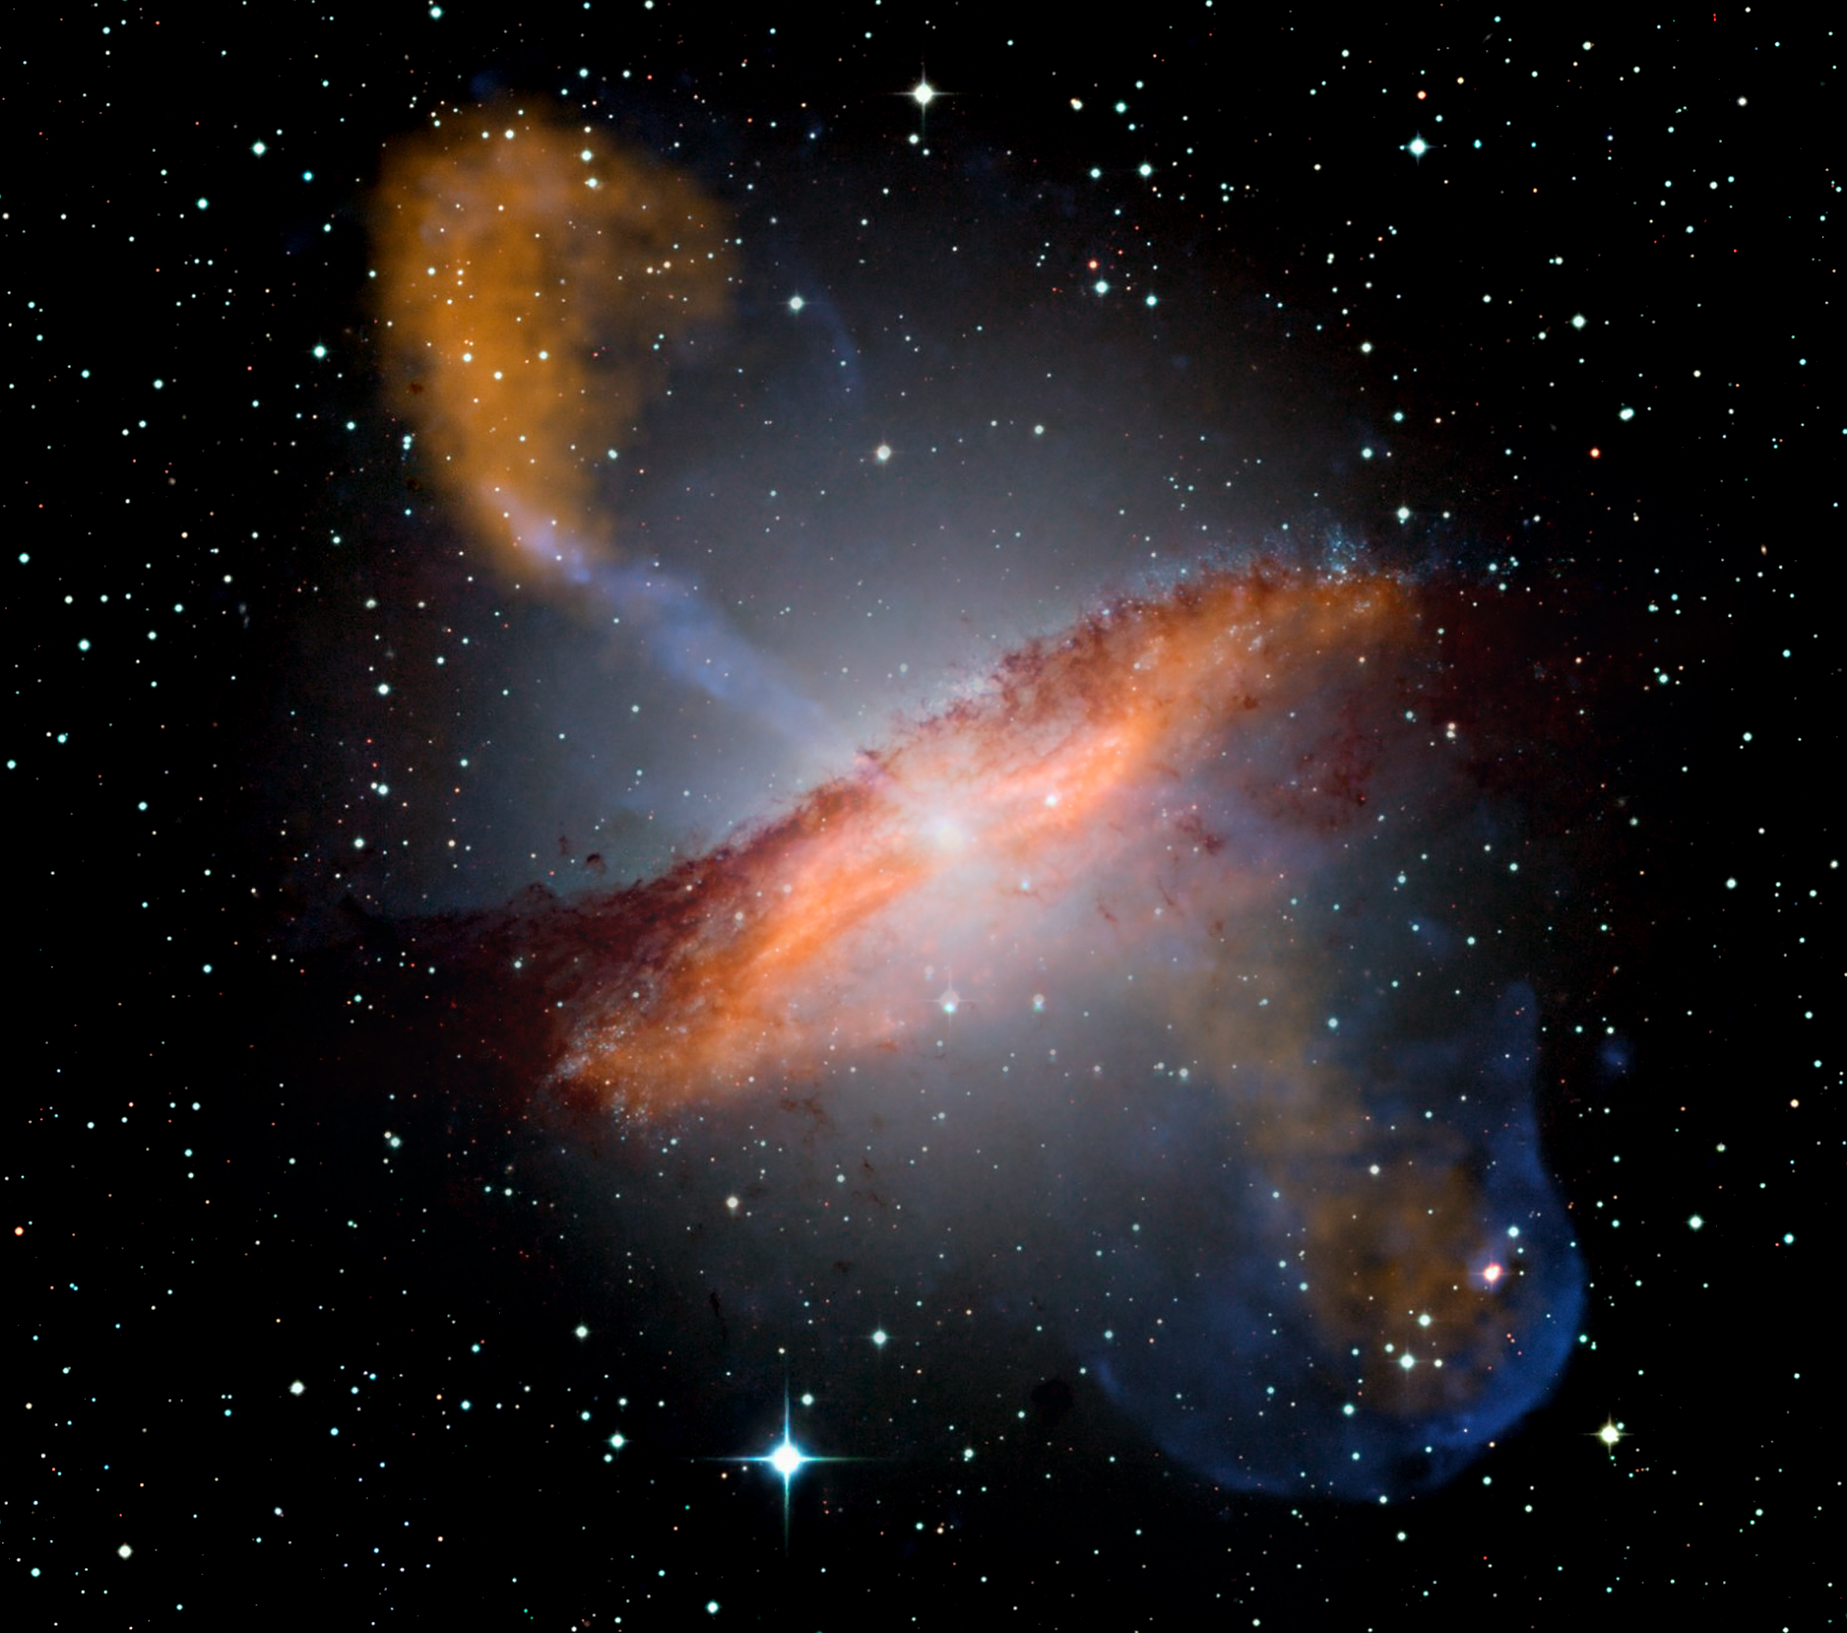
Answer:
[551, 567, 1414, 1108]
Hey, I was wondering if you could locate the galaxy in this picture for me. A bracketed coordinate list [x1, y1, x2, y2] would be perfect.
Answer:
[16, 7, 1827, 1625]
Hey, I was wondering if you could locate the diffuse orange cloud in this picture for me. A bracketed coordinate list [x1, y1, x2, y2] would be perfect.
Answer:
[448, 555, 1579, 1458]
[369, 102, 733, 584]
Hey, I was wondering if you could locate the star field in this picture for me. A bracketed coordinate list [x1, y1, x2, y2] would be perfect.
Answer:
[10, 5, 1834, 1625]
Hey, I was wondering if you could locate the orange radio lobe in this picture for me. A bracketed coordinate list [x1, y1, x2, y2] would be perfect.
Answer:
[369, 102, 733, 586]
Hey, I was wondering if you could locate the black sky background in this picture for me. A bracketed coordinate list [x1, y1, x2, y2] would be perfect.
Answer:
[12, 5, 1833, 1625]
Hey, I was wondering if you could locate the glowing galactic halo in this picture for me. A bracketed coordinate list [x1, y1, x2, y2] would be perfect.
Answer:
[363, 103, 1587, 1501]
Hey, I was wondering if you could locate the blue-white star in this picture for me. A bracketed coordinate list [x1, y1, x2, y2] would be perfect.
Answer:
[725, 1395, 832, 1547]
[767, 1425, 807, 1483]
